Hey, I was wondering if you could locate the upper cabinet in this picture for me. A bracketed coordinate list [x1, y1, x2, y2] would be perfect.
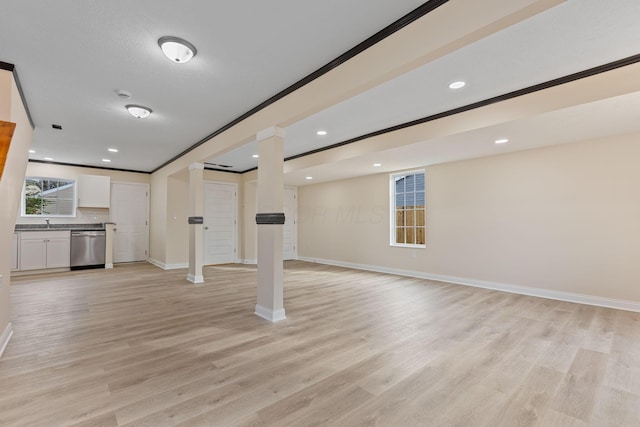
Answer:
[77, 175, 111, 208]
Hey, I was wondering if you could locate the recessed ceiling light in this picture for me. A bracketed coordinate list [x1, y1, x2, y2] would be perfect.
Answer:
[108, 148, 119, 153]
[305, 176, 313, 180]
[126, 104, 152, 119]
[494, 138, 509, 144]
[44, 157, 53, 161]
[449, 81, 466, 89]
[101, 159, 111, 163]
[158, 36, 197, 63]
[373, 163, 382, 167]
[316, 130, 327, 136]
[29, 149, 35, 154]
[252, 154, 259, 158]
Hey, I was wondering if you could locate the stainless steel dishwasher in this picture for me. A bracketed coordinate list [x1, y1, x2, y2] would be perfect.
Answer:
[70, 230, 106, 270]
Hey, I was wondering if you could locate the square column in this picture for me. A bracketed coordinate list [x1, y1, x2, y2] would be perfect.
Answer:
[187, 163, 204, 283]
[255, 126, 286, 322]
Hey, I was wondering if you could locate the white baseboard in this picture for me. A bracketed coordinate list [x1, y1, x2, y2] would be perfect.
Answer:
[243, 259, 257, 265]
[0, 322, 13, 359]
[187, 274, 204, 284]
[255, 305, 286, 322]
[105, 263, 114, 269]
[147, 258, 188, 270]
[298, 256, 640, 313]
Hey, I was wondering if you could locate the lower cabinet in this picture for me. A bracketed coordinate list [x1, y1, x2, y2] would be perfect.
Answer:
[11, 233, 19, 271]
[19, 231, 70, 271]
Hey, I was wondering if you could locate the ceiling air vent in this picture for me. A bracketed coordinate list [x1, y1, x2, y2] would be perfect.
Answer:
[52, 124, 62, 130]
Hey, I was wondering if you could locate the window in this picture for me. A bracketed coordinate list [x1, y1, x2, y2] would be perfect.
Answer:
[22, 177, 76, 217]
[390, 170, 425, 246]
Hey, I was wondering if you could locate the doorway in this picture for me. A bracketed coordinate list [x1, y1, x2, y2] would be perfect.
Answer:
[110, 182, 149, 263]
[203, 182, 238, 265]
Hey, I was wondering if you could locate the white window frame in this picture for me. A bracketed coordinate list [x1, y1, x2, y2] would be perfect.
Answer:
[21, 176, 77, 217]
[389, 170, 426, 248]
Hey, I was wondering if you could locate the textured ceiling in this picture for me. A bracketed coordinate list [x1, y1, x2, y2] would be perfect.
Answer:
[1, 0, 640, 182]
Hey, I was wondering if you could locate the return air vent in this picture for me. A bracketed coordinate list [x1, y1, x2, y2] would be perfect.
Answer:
[52, 124, 62, 130]
[205, 162, 233, 169]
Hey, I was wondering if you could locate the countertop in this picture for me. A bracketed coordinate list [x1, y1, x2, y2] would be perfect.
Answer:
[15, 223, 106, 232]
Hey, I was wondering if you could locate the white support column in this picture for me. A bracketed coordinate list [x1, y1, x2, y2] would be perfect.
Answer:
[187, 162, 205, 284]
[255, 126, 286, 322]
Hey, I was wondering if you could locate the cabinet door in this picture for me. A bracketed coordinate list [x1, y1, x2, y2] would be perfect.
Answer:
[78, 175, 111, 208]
[46, 237, 71, 268]
[11, 233, 19, 271]
[20, 239, 47, 270]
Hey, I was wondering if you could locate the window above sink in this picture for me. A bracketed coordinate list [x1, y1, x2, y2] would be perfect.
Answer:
[22, 177, 76, 217]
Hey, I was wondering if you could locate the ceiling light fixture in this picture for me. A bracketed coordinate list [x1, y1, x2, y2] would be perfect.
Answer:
[373, 163, 382, 167]
[316, 130, 327, 136]
[108, 148, 119, 153]
[494, 138, 509, 144]
[126, 104, 152, 119]
[44, 157, 53, 161]
[29, 149, 35, 154]
[305, 176, 313, 180]
[158, 36, 197, 63]
[252, 154, 259, 158]
[449, 81, 466, 89]
[101, 159, 111, 163]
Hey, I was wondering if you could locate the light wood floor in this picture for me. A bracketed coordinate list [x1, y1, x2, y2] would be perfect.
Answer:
[1, 261, 639, 426]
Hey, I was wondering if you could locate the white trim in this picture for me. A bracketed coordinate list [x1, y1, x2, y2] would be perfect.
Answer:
[298, 256, 640, 313]
[243, 259, 258, 265]
[147, 258, 188, 270]
[187, 274, 204, 284]
[189, 162, 205, 171]
[0, 322, 13, 359]
[255, 304, 286, 322]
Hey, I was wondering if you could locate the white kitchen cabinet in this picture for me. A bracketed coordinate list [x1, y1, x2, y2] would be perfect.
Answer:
[11, 232, 19, 271]
[19, 231, 70, 271]
[77, 175, 111, 208]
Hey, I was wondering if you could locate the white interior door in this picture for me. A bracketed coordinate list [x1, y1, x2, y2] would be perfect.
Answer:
[204, 182, 237, 265]
[111, 182, 149, 263]
[283, 187, 297, 260]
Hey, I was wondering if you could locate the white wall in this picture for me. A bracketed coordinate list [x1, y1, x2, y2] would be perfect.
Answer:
[298, 134, 640, 306]
[0, 70, 33, 354]
[159, 169, 243, 267]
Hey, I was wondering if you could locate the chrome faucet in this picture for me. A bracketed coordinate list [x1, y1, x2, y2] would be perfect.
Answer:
[45, 218, 50, 228]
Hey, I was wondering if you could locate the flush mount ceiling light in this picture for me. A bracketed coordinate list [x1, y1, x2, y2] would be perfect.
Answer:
[126, 104, 152, 119]
[158, 36, 197, 63]
[449, 81, 466, 89]
[494, 138, 509, 144]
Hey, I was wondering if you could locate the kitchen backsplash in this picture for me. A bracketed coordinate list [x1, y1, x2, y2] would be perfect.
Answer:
[16, 208, 110, 225]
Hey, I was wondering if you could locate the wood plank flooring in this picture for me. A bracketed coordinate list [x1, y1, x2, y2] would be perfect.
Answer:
[1, 261, 639, 426]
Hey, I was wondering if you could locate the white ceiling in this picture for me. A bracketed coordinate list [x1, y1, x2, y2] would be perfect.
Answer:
[1, 0, 640, 184]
